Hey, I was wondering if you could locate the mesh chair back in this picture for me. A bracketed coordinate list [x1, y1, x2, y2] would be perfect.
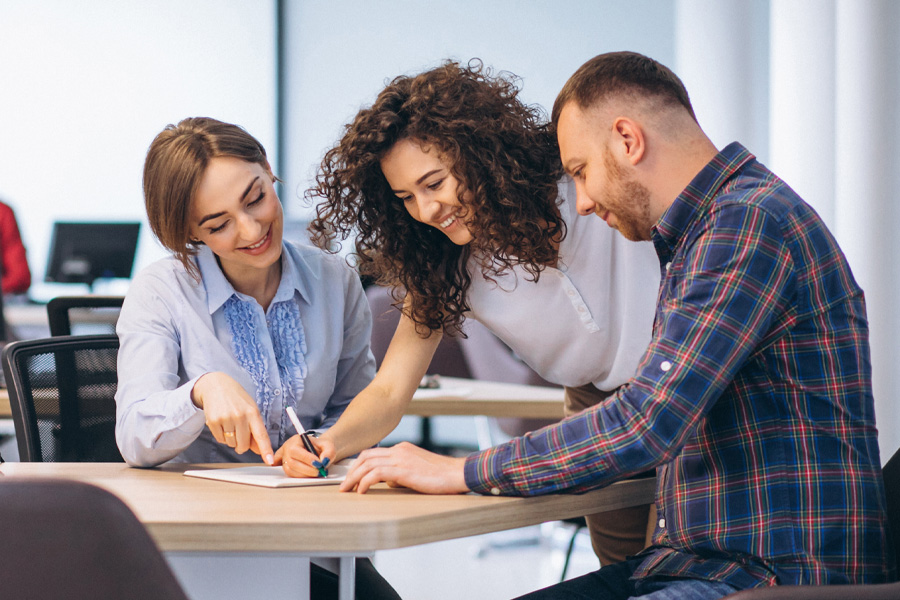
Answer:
[1, 334, 122, 462]
[47, 295, 124, 336]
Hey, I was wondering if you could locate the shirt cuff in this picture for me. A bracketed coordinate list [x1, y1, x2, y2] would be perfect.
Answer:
[463, 445, 513, 496]
[169, 375, 206, 432]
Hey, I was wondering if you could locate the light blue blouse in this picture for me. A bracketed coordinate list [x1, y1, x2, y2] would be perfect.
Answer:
[115, 241, 375, 467]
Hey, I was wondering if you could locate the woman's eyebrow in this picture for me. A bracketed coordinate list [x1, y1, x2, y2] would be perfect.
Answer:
[416, 168, 443, 185]
[197, 176, 260, 225]
[197, 211, 226, 226]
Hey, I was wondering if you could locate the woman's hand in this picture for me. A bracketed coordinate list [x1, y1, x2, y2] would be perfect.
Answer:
[274, 434, 337, 478]
[191, 372, 275, 465]
[339, 441, 469, 494]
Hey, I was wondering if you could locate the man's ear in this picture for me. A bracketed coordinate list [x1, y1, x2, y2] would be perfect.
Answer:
[611, 116, 646, 166]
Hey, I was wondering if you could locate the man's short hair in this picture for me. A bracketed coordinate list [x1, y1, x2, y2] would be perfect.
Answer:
[551, 51, 697, 127]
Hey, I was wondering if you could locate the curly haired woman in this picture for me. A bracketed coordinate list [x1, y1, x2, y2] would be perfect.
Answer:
[283, 60, 661, 566]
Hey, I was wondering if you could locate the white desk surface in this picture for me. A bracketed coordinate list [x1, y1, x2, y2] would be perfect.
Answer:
[4, 303, 49, 327]
[408, 377, 565, 419]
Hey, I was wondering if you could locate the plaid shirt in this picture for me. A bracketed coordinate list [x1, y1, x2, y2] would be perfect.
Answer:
[464, 143, 893, 589]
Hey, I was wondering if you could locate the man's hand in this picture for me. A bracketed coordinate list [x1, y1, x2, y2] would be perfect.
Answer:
[339, 441, 470, 494]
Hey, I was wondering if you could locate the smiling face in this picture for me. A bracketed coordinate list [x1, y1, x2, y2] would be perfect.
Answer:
[379, 138, 474, 246]
[189, 156, 284, 283]
[557, 103, 654, 242]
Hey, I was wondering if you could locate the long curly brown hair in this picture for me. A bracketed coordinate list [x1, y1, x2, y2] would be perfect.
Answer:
[307, 60, 564, 335]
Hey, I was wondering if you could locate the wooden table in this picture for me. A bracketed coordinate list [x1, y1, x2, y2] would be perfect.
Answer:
[407, 376, 565, 419]
[0, 462, 655, 599]
[0, 388, 9, 419]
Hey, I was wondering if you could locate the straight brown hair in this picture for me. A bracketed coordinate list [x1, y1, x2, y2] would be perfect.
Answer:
[142, 117, 271, 278]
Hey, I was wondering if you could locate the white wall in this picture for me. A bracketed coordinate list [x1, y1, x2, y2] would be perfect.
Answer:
[675, 0, 771, 161]
[281, 0, 677, 219]
[0, 0, 277, 301]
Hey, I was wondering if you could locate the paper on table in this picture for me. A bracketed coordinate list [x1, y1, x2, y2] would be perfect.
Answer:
[412, 386, 473, 400]
[184, 459, 355, 488]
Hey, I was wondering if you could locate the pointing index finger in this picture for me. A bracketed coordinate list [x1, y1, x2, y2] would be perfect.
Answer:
[248, 414, 274, 465]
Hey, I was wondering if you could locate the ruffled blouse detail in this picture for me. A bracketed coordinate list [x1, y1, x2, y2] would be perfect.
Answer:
[224, 294, 308, 434]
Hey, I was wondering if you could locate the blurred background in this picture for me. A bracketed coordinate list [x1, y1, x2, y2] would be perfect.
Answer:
[0, 0, 897, 465]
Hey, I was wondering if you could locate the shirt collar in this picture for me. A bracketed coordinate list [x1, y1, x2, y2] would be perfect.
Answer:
[196, 242, 310, 314]
[651, 142, 755, 260]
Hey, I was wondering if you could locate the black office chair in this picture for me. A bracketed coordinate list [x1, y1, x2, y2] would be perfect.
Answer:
[722, 445, 900, 599]
[47, 295, 124, 336]
[1, 334, 123, 462]
[0, 478, 189, 600]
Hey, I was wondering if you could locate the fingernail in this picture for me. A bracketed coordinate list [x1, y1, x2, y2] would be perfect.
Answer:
[321, 457, 331, 467]
[312, 460, 323, 469]
[265, 454, 274, 465]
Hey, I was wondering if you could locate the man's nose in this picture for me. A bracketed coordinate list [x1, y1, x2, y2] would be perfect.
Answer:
[574, 185, 596, 216]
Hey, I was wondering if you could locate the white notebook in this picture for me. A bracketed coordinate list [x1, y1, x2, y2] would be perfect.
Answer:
[183, 459, 355, 488]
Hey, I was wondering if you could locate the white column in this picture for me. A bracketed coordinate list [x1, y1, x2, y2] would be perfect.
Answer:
[768, 0, 836, 227]
[675, 0, 770, 158]
[834, 0, 900, 461]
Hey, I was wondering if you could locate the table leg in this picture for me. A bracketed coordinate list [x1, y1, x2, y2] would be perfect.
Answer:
[420, 416, 434, 449]
[338, 556, 356, 600]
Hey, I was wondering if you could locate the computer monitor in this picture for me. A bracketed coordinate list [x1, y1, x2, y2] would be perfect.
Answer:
[44, 222, 141, 289]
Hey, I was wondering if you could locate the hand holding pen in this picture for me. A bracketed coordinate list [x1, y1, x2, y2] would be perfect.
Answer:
[274, 406, 333, 478]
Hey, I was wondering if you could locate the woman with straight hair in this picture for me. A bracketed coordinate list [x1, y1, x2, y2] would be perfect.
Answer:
[115, 117, 400, 600]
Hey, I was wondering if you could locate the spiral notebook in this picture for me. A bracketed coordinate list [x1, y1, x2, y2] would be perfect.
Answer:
[183, 459, 355, 488]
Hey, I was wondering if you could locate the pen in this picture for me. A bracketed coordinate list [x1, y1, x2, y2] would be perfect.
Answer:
[285, 406, 328, 478]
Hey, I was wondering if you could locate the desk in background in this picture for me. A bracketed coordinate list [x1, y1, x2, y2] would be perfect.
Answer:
[0, 377, 563, 426]
[407, 376, 564, 419]
[0, 462, 656, 600]
[4, 302, 51, 340]
[0, 390, 11, 443]
[0, 388, 9, 419]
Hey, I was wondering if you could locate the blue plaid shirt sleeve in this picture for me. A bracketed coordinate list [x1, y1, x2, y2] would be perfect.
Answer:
[464, 202, 795, 495]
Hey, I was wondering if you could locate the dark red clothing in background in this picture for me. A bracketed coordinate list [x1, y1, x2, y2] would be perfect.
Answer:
[0, 201, 31, 294]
